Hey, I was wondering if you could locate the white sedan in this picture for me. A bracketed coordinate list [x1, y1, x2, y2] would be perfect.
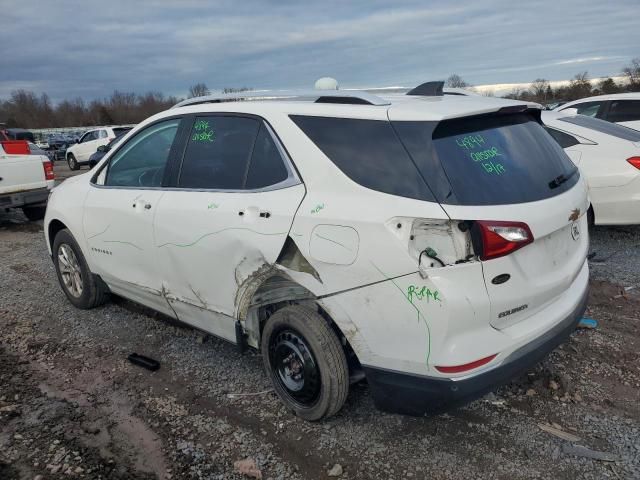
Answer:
[542, 111, 640, 225]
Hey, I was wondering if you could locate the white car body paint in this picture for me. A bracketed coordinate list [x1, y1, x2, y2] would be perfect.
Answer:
[65, 126, 130, 164]
[555, 93, 640, 131]
[542, 111, 640, 225]
[45, 92, 589, 389]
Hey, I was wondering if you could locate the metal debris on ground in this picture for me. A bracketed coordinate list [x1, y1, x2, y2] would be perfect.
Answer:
[538, 423, 581, 442]
[127, 353, 160, 371]
[561, 444, 618, 462]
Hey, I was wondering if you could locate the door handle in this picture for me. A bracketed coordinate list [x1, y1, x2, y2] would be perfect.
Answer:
[259, 211, 271, 218]
[132, 201, 152, 210]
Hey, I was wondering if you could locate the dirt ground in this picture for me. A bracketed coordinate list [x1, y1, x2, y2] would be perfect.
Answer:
[1, 175, 639, 478]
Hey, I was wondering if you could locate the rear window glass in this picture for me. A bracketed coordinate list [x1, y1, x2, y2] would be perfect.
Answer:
[245, 125, 290, 189]
[396, 114, 579, 206]
[607, 100, 640, 123]
[559, 115, 640, 142]
[544, 127, 580, 148]
[290, 116, 434, 201]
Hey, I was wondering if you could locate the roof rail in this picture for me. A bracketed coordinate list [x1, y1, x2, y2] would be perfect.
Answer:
[172, 89, 390, 108]
[407, 81, 444, 97]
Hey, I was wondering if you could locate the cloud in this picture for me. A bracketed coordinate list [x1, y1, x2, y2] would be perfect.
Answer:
[0, 0, 638, 102]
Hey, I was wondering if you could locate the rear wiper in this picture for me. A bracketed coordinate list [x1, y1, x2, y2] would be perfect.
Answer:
[548, 169, 577, 189]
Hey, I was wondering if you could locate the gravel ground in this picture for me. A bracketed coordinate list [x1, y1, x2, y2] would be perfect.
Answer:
[590, 225, 640, 290]
[1, 173, 639, 479]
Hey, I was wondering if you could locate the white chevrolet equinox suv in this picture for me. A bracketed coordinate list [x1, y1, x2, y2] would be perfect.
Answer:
[45, 82, 589, 420]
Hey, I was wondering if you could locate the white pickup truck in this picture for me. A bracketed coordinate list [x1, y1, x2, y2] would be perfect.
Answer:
[0, 130, 55, 220]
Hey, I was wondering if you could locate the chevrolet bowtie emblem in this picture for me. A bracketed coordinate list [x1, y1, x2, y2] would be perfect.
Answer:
[568, 208, 580, 222]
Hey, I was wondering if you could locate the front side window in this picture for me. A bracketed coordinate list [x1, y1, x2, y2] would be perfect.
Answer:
[179, 116, 260, 189]
[607, 100, 640, 123]
[563, 101, 602, 117]
[105, 119, 179, 187]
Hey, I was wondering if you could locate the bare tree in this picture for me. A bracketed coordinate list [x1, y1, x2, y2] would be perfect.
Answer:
[529, 78, 550, 103]
[188, 83, 210, 98]
[566, 72, 592, 100]
[622, 58, 640, 91]
[446, 74, 468, 88]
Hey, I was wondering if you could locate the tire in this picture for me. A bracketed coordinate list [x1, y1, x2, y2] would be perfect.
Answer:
[21, 205, 46, 221]
[52, 228, 109, 309]
[261, 305, 349, 421]
[67, 154, 79, 171]
[587, 205, 595, 228]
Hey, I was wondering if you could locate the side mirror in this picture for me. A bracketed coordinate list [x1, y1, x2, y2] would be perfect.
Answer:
[76, 138, 80, 144]
[97, 145, 108, 152]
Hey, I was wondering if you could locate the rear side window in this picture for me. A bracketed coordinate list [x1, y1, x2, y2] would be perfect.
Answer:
[245, 125, 290, 189]
[544, 127, 580, 148]
[290, 116, 434, 201]
[607, 100, 640, 123]
[558, 115, 640, 142]
[395, 114, 579, 206]
[179, 116, 260, 189]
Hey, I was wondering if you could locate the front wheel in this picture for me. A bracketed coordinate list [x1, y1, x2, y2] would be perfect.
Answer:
[67, 154, 79, 171]
[261, 305, 349, 421]
[52, 228, 109, 309]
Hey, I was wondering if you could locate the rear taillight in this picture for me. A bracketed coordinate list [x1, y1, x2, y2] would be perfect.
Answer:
[473, 220, 534, 260]
[1, 140, 30, 155]
[627, 157, 640, 170]
[43, 160, 55, 180]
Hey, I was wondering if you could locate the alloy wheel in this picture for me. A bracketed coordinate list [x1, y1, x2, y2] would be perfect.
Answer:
[58, 243, 83, 297]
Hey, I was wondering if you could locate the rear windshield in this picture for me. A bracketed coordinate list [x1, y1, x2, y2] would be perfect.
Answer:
[395, 114, 579, 206]
[558, 115, 640, 142]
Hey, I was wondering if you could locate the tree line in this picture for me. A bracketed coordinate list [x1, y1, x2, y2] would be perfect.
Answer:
[2, 58, 638, 129]
[448, 58, 640, 105]
[0, 83, 250, 129]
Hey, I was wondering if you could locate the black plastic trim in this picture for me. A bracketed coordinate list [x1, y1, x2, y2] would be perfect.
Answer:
[362, 285, 588, 416]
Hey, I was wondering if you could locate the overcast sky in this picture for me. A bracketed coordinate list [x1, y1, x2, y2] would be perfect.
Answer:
[1, 0, 638, 102]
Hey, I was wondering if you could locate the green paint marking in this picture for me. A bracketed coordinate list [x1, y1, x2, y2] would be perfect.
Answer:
[370, 262, 432, 366]
[207, 202, 219, 210]
[407, 285, 441, 303]
[194, 120, 210, 131]
[192, 130, 215, 142]
[310, 203, 325, 214]
[454, 134, 507, 176]
[157, 227, 287, 248]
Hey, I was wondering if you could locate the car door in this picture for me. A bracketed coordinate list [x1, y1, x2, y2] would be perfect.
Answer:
[76, 130, 98, 162]
[83, 117, 183, 315]
[604, 100, 640, 130]
[153, 114, 305, 341]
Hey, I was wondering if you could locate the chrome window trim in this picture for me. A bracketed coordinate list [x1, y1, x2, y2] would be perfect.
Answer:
[91, 115, 302, 193]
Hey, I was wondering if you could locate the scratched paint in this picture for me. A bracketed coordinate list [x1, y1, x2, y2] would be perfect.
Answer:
[370, 262, 432, 366]
[407, 285, 441, 303]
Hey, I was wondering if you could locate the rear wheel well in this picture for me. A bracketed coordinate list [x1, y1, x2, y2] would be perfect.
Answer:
[243, 276, 363, 381]
[587, 204, 595, 227]
[48, 219, 67, 252]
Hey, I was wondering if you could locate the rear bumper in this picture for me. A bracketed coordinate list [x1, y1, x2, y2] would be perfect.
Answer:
[363, 284, 588, 416]
[0, 187, 50, 208]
